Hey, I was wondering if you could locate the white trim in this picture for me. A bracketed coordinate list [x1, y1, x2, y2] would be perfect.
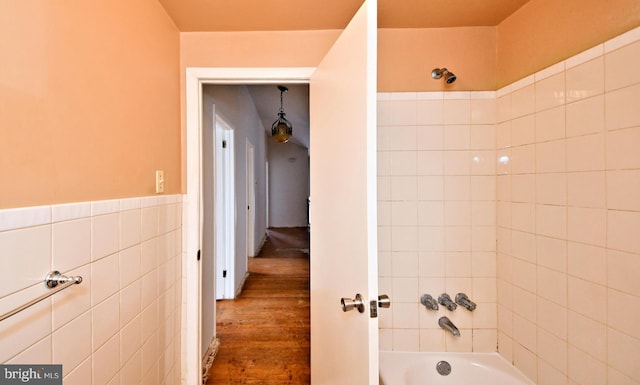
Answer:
[182, 67, 314, 385]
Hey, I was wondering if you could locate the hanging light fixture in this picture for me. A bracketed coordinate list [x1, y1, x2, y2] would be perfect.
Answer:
[271, 85, 293, 143]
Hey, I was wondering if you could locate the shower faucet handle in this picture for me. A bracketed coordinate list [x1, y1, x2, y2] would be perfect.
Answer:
[420, 294, 439, 310]
[438, 293, 457, 311]
[455, 293, 477, 311]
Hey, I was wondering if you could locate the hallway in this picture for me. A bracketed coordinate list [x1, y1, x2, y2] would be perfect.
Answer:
[205, 227, 310, 385]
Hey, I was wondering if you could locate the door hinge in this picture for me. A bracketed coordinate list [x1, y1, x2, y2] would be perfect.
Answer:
[197, 249, 201, 261]
[222, 270, 227, 278]
[222, 140, 227, 148]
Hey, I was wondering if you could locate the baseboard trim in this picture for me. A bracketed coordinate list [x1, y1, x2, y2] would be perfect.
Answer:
[201, 337, 220, 384]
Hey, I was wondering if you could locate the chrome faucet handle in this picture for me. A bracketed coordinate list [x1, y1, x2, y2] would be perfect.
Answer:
[420, 294, 439, 310]
[438, 293, 457, 311]
[455, 292, 477, 311]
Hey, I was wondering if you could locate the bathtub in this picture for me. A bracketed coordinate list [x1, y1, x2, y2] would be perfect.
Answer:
[379, 351, 536, 385]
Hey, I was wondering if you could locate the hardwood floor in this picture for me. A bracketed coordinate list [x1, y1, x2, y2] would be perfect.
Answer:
[205, 227, 310, 385]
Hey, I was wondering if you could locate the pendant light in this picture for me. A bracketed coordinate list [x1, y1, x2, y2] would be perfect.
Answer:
[271, 85, 293, 143]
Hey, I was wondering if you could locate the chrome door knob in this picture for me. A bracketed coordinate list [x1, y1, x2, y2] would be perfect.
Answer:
[341, 294, 365, 313]
[378, 294, 391, 308]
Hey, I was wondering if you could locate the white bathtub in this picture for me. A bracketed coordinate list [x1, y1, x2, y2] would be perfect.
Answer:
[379, 351, 536, 385]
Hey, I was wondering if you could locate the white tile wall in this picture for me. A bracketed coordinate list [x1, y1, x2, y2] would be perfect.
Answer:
[0, 195, 182, 385]
[380, 25, 640, 385]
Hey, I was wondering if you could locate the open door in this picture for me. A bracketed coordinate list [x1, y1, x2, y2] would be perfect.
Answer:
[309, 0, 379, 383]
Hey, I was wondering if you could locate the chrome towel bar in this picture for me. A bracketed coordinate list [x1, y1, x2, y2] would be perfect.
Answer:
[0, 271, 83, 322]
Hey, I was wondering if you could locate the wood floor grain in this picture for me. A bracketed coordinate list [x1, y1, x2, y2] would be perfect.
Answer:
[205, 227, 310, 385]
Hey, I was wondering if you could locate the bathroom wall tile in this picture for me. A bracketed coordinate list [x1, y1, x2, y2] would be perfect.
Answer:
[120, 209, 141, 250]
[418, 201, 444, 226]
[498, 304, 513, 335]
[390, 100, 417, 126]
[536, 140, 566, 173]
[417, 151, 444, 175]
[496, 175, 511, 202]
[92, 253, 119, 305]
[390, 176, 418, 201]
[537, 328, 568, 374]
[119, 245, 141, 289]
[513, 314, 537, 352]
[446, 331, 473, 352]
[93, 334, 120, 385]
[443, 99, 471, 124]
[7, 336, 52, 365]
[607, 249, 640, 296]
[471, 150, 496, 175]
[378, 151, 392, 176]
[510, 84, 535, 118]
[379, 329, 393, 351]
[470, 125, 495, 150]
[608, 328, 640, 382]
[443, 151, 470, 175]
[607, 210, 640, 254]
[471, 176, 496, 201]
[565, 57, 605, 102]
[472, 329, 497, 352]
[472, 252, 497, 277]
[605, 40, 640, 91]
[567, 171, 606, 208]
[416, 226, 444, 251]
[473, 276, 497, 301]
[378, 125, 392, 151]
[538, 359, 568, 385]
[568, 242, 606, 285]
[378, 201, 391, 226]
[473, 303, 497, 329]
[567, 207, 606, 247]
[608, 369, 638, 385]
[607, 170, 640, 211]
[416, 125, 443, 150]
[52, 218, 91, 273]
[444, 226, 471, 252]
[378, 176, 391, 201]
[121, 315, 142, 365]
[392, 226, 418, 252]
[512, 174, 535, 203]
[0, 205, 50, 232]
[605, 83, 640, 130]
[568, 346, 606, 385]
[445, 277, 472, 298]
[443, 125, 470, 150]
[120, 281, 141, 327]
[537, 266, 567, 306]
[604, 26, 640, 52]
[389, 151, 417, 176]
[0, 225, 51, 298]
[566, 133, 605, 171]
[444, 176, 470, 201]
[392, 252, 419, 278]
[537, 297, 567, 339]
[568, 277, 606, 323]
[513, 341, 538, 382]
[92, 213, 119, 261]
[52, 202, 91, 223]
[496, 148, 512, 175]
[496, 94, 511, 123]
[536, 204, 567, 239]
[536, 106, 565, 143]
[120, 350, 142, 385]
[512, 230, 536, 263]
[140, 238, 158, 275]
[511, 144, 536, 174]
[93, 293, 120, 352]
[416, 99, 443, 125]
[53, 311, 92, 376]
[496, 121, 511, 149]
[141, 206, 159, 242]
[471, 202, 495, 226]
[418, 251, 445, 277]
[498, 332, 514, 362]
[536, 73, 566, 112]
[417, 176, 444, 201]
[512, 202, 535, 233]
[497, 203, 511, 229]
[511, 115, 536, 146]
[607, 289, 640, 339]
[536, 62, 566, 82]
[392, 303, 420, 329]
[536, 173, 566, 206]
[419, 329, 445, 351]
[566, 95, 604, 138]
[92, 199, 120, 216]
[389, 125, 417, 151]
[471, 99, 496, 124]
[566, 44, 603, 69]
[606, 126, 640, 169]
[62, 358, 92, 385]
[511, 260, 536, 293]
[444, 251, 471, 277]
[417, 91, 444, 100]
[536, 236, 567, 273]
[568, 311, 606, 362]
[444, 201, 471, 226]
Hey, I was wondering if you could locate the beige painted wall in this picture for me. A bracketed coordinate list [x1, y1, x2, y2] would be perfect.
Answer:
[0, 1, 181, 209]
[497, 0, 640, 88]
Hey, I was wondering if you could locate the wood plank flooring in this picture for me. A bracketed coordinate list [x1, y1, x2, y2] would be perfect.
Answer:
[205, 227, 310, 385]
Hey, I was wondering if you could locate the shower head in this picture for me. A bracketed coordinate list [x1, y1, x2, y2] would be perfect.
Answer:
[431, 68, 457, 84]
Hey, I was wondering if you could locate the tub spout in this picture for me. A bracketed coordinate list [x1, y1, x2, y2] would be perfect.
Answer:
[438, 316, 460, 337]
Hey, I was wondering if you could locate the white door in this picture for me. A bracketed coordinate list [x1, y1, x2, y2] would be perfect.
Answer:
[215, 118, 235, 299]
[246, 140, 256, 257]
[309, 0, 379, 383]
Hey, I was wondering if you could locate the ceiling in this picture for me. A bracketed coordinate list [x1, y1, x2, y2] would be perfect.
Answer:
[159, 0, 532, 31]
[170, 0, 532, 148]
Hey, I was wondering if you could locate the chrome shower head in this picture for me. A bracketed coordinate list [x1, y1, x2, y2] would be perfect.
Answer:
[431, 68, 457, 84]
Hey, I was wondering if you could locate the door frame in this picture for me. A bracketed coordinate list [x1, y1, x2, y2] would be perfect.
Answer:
[246, 139, 256, 257]
[183, 67, 315, 385]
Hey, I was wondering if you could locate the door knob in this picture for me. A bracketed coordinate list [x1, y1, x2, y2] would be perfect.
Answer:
[341, 294, 365, 313]
[370, 294, 391, 318]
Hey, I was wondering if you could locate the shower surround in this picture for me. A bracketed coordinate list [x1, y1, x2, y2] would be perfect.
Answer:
[377, 26, 640, 385]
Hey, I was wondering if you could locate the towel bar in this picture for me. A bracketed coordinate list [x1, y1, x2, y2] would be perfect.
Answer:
[0, 271, 83, 322]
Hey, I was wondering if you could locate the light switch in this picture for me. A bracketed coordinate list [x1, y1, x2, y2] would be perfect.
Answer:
[155, 170, 164, 194]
